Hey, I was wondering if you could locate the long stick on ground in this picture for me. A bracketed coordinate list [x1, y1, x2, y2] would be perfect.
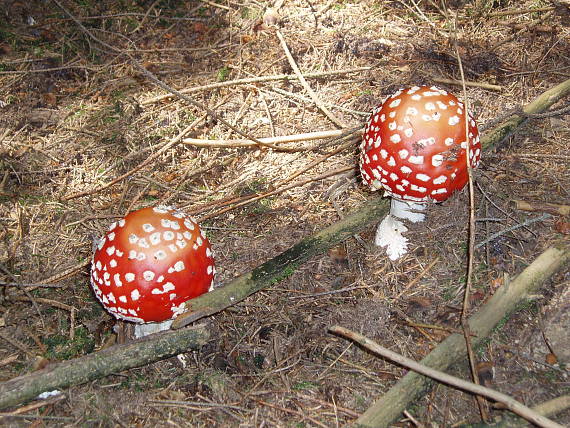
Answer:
[330, 326, 564, 428]
[0, 326, 209, 410]
[353, 245, 569, 428]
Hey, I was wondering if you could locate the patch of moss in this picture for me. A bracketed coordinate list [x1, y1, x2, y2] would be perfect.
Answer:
[43, 327, 95, 360]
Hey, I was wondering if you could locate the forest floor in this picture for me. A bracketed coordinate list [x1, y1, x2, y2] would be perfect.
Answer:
[0, 0, 569, 426]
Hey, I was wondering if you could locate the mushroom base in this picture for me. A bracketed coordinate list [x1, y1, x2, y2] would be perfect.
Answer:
[134, 319, 174, 338]
[374, 199, 427, 261]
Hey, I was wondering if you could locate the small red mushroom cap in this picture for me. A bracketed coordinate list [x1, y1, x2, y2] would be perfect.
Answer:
[90, 206, 215, 323]
[359, 85, 481, 203]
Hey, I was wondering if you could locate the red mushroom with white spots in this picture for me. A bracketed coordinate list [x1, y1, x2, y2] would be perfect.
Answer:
[359, 85, 481, 260]
[90, 205, 215, 336]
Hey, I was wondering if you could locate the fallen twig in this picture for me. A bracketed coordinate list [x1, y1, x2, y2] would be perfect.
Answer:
[329, 326, 564, 428]
[182, 129, 354, 150]
[141, 67, 372, 106]
[512, 200, 570, 216]
[275, 29, 346, 129]
[0, 326, 209, 410]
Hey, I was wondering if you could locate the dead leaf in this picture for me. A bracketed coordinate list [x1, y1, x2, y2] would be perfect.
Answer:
[554, 219, 570, 234]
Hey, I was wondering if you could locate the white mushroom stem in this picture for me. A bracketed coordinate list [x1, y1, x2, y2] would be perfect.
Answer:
[375, 199, 427, 261]
[389, 198, 426, 223]
[134, 319, 174, 338]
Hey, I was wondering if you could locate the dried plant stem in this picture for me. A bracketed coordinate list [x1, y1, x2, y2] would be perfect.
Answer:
[432, 77, 502, 91]
[275, 30, 346, 129]
[182, 129, 354, 150]
[141, 67, 371, 105]
[354, 245, 569, 428]
[512, 200, 570, 216]
[329, 326, 565, 428]
[456, 34, 489, 424]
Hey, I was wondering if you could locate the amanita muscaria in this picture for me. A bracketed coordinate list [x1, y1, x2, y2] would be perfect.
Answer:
[360, 85, 481, 260]
[90, 205, 215, 335]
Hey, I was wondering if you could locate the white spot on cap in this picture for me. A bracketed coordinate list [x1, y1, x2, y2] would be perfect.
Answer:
[174, 261, 185, 272]
[109, 259, 117, 268]
[114, 273, 122, 287]
[380, 113, 386, 122]
[380, 149, 388, 159]
[128, 234, 138, 244]
[432, 154, 444, 167]
[206, 247, 213, 258]
[398, 149, 409, 159]
[387, 156, 396, 167]
[128, 250, 137, 260]
[125, 273, 135, 282]
[163, 231, 175, 241]
[118, 219, 126, 227]
[389, 172, 399, 181]
[431, 188, 448, 195]
[109, 222, 117, 231]
[425, 102, 435, 111]
[106, 246, 115, 256]
[115, 250, 123, 257]
[390, 134, 401, 143]
[404, 128, 413, 137]
[389, 111, 396, 118]
[433, 175, 447, 185]
[388, 98, 401, 108]
[410, 184, 427, 193]
[108, 292, 116, 304]
[408, 155, 424, 165]
[445, 137, 454, 146]
[436, 101, 448, 109]
[95, 260, 102, 271]
[154, 250, 167, 260]
[183, 219, 195, 230]
[168, 244, 178, 253]
[406, 107, 418, 116]
[157, 275, 164, 283]
[153, 206, 169, 214]
[196, 237, 203, 247]
[108, 232, 115, 241]
[416, 173, 430, 182]
[400, 165, 412, 174]
[143, 270, 155, 281]
[422, 114, 432, 122]
[373, 137, 381, 148]
[448, 115, 460, 125]
[128, 309, 138, 316]
[207, 265, 214, 275]
[138, 238, 149, 249]
[411, 94, 421, 101]
[183, 231, 192, 240]
[142, 223, 154, 233]
[388, 121, 397, 130]
[136, 252, 145, 262]
[169, 293, 177, 301]
[149, 232, 161, 245]
[431, 112, 441, 121]
[118, 295, 127, 303]
[176, 240, 187, 249]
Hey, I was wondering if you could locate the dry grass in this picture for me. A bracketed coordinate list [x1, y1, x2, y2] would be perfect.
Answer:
[1, 0, 569, 426]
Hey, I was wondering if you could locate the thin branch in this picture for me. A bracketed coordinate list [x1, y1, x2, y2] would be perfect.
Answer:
[141, 67, 372, 105]
[275, 29, 347, 129]
[329, 326, 564, 428]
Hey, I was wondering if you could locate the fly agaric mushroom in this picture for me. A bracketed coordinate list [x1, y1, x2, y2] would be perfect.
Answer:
[90, 206, 215, 336]
[359, 85, 481, 260]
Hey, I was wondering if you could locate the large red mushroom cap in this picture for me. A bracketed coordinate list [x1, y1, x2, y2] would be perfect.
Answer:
[359, 85, 480, 203]
[90, 206, 215, 323]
